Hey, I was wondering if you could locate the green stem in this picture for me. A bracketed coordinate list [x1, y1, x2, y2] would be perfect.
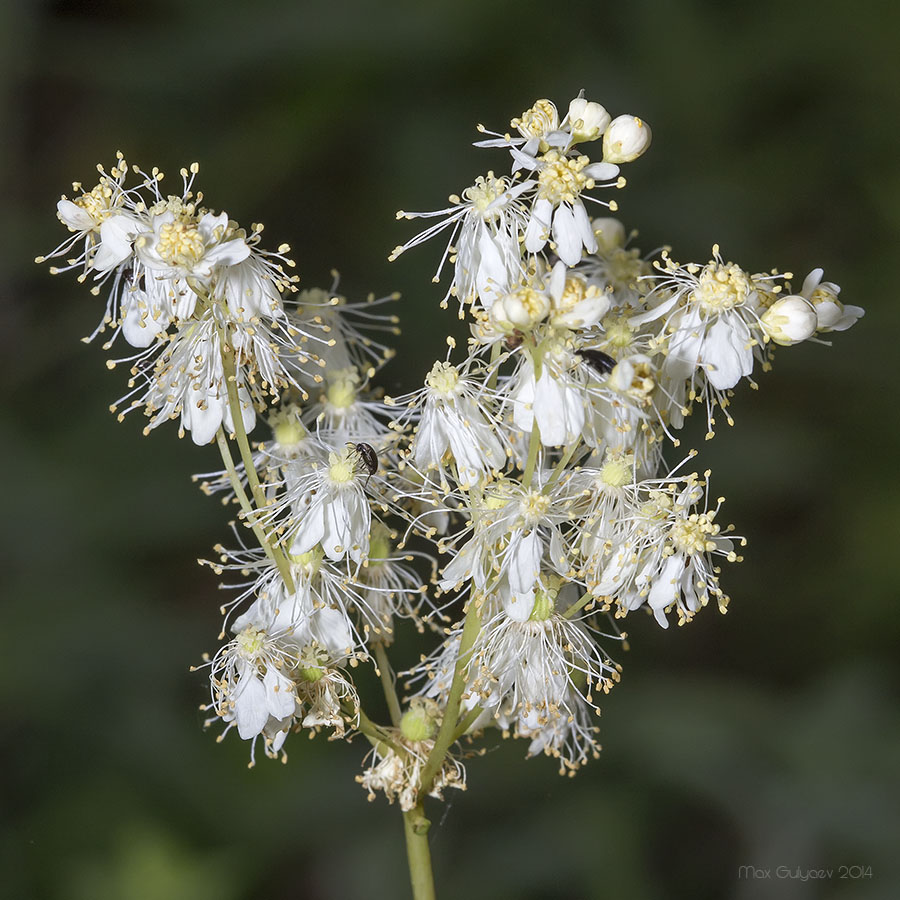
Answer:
[522, 420, 542, 489]
[543, 439, 579, 492]
[485, 340, 503, 392]
[403, 805, 436, 900]
[452, 705, 483, 741]
[218, 332, 295, 592]
[374, 641, 403, 728]
[215, 429, 286, 573]
[352, 705, 403, 754]
[562, 590, 594, 620]
[419, 598, 482, 794]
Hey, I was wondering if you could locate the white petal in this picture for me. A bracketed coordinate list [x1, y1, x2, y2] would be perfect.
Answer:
[57, 199, 95, 232]
[94, 215, 137, 271]
[311, 607, 354, 656]
[185, 390, 224, 446]
[703, 317, 748, 390]
[234, 670, 269, 739]
[507, 530, 542, 596]
[205, 237, 251, 268]
[524, 198, 553, 253]
[551, 203, 582, 266]
[264, 666, 297, 719]
[290, 501, 326, 556]
[648, 555, 685, 619]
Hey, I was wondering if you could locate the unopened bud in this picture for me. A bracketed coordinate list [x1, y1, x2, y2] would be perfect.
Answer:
[400, 698, 440, 742]
[603, 116, 652, 164]
[760, 295, 817, 346]
[592, 217, 626, 251]
[490, 287, 550, 332]
[567, 98, 611, 143]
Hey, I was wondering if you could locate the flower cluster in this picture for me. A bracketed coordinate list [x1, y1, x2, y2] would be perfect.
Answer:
[386, 93, 863, 773]
[38, 155, 305, 444]
[41, 93, 863, 793]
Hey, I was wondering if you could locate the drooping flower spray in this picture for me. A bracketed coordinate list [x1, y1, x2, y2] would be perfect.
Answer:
[39, 93, 863, 899]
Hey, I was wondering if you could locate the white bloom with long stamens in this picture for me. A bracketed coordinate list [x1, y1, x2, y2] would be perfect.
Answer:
[588, 474, 742, 627]
[119, 316, 256, 445]
[519, 149, 620, 266]
[391, 172, 532, 311]
[467, 587, 618, 768]
[410, 360, 506, 488]
[438, 474, 575, 614]
[634, 252, 773, 393]
[508, 337, 588, 447]
[288, 446, 372, 564]
[137, 207, 251, 283]
[547, 261, 610, 329]
[209, 625, 299, 742]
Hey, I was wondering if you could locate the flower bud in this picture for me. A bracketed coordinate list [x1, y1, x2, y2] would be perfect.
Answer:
[272, 415, 306, 448]
[603, 116, 652, 163]
[567, 98, 611, 143]
[400, 697, 440, 742]
[592, 217, 626, 252]
[490, 286, 550, 332]
[760, 295, 817, 346]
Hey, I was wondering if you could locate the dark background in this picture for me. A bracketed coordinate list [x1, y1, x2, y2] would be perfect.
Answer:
[2, 1, 899, 898]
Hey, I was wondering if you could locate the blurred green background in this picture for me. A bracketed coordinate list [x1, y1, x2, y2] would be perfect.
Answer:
[3, 1, 899, 898]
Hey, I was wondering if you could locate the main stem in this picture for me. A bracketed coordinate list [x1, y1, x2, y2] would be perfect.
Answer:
[403, 805, 436, 900]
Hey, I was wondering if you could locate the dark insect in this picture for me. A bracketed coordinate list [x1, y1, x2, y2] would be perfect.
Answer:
[578, 348, 616, 376]
[505, 331, 524, 350]
[352, 442, 378, 482]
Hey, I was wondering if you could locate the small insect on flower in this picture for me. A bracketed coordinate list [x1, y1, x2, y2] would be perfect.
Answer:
[351, 442, 379, 484]
[578, 348, 616, 375]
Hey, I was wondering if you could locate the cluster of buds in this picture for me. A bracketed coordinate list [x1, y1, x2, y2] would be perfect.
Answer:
[40, 93, 863, 793]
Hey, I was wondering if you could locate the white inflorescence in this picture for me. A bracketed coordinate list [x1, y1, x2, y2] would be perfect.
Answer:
[42, 92, 864, 785]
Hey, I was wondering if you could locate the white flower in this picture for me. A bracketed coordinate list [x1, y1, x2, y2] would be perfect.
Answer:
[490, 283, 551, 332]
[41, 156, 134, 276]
[137, 208, 250, 283]
[507, 337, 588, 446]
[633, 253, 770, 392]
[410, 360, 506, 488]
[288, 447, 373, 564]
[510, 98, 561, 154]
[589, 216, 626, 252]
[303, 365, 394, 444]
[578, 219, 652, 308]
[797, 268, 864, 333]
[519, 150, 619, 266]
[547, 261, 610, 329]
[586, 474, 742, 627]
[463, 587, 618, 770]
[117, 273, 173, 348]
[438, 473, 576, 612]
[232, 556, 358, 657]
[218, 252, 290, 321]
[120, 316, 257, 445]
[390, 173, 531, 310]
[209, 626, 299, 742]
